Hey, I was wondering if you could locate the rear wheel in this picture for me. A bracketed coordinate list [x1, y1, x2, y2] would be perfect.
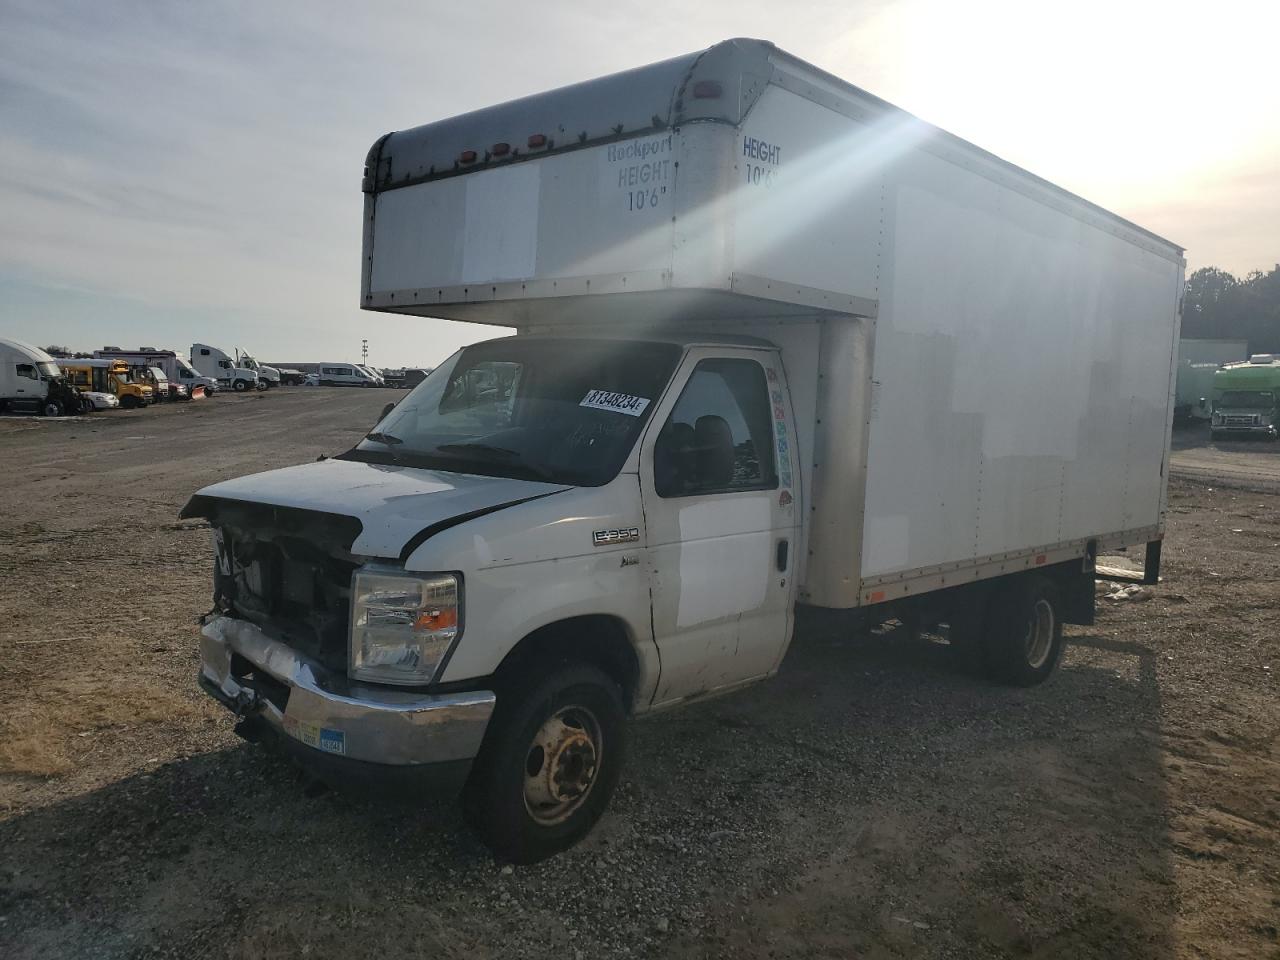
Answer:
[464, 663, 625, 863]
[982, 576, 1064, 686]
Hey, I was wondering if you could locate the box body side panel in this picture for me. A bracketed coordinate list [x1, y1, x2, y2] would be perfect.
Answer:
[857, 148, 1182, 585]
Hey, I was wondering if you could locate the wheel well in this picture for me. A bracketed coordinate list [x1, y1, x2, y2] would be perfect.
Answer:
[493, 615, 642, 713]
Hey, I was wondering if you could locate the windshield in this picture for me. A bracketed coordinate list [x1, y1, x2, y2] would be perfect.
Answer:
[346, 338, 681, 485]
[1217, 390, 1275, 409]
[36, 361, 60, 378]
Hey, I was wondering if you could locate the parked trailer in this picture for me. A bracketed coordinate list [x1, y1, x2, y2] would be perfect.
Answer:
[185, 39, 1184, 862]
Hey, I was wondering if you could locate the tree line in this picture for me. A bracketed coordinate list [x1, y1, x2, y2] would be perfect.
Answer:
[1181, 264, 1280, 352]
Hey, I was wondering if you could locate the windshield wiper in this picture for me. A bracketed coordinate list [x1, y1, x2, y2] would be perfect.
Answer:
[431, 442, 555, 481]
[365, 431, 404, 446]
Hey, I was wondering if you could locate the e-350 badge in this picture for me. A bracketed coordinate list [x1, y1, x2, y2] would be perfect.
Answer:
[593, 527, 639, 547]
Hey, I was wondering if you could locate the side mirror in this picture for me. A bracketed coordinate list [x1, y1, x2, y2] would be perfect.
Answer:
[379, 401, 396, 422]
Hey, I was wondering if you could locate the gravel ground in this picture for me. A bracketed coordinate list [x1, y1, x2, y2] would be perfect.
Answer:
[0, 393, 1276, 959]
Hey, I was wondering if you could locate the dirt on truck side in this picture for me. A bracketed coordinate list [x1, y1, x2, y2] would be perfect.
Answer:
[1, 392, 1277, 960]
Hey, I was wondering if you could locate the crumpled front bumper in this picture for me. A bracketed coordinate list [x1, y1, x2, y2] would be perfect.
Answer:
[199, 615, 494, 785]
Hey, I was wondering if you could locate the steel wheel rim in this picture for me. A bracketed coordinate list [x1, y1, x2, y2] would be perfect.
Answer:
[1023, 598, 1055, 669]
[523, 705, 602, 826]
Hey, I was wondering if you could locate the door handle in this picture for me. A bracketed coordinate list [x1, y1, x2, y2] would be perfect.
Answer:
[776, 538, 789, 572]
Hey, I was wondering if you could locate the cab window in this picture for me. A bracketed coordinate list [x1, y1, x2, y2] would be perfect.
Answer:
[655, 358, 777, 498]
[16, 363, 37, 380]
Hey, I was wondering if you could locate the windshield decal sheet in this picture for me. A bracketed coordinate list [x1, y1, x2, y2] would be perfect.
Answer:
[580, 390, 650, 416]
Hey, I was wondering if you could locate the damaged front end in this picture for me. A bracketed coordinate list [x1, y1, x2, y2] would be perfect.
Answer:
[181, 495, 494, 791]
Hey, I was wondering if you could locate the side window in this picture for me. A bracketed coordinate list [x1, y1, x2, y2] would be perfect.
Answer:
[655, 358, 777, 498]
[199, 348, 210, 356]
[16, 363, 37, 380]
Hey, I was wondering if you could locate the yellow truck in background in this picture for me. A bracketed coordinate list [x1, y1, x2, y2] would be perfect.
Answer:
[62, 358, 154, 408]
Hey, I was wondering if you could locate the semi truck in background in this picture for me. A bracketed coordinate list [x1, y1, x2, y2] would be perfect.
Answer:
[184, 39, 1184, 862]
[96, 347, 216, 397]
[1211, 355, 1280, 440]
[0, 338, 89, 416]
[234, 349, 282, 388]
[192, 344, 262, 392]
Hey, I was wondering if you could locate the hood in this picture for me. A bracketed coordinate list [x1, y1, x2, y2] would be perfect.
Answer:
[182, 458, 569, 559]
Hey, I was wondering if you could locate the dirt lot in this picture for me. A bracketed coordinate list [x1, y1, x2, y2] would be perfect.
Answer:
[1, 393, 1277, 959]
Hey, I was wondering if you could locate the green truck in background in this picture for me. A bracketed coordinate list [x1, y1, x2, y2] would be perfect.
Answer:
[1211, 356, 1280, 440]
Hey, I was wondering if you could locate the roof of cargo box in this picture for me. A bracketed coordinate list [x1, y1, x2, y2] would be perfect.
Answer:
[364, 38, 1182, 255]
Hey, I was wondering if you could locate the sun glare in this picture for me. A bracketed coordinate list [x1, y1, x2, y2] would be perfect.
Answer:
[827, 0, 1280, 205]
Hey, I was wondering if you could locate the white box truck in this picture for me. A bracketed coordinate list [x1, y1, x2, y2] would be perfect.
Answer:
[183, 39, 1184, 862]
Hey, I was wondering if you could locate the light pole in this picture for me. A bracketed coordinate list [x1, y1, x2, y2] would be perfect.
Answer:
[361, 339, 368, 365]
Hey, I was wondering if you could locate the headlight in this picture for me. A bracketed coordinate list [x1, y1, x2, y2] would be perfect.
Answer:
[349, 570, 460, 685]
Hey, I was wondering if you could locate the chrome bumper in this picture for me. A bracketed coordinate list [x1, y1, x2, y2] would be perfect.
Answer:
[199, 615, 494, 768]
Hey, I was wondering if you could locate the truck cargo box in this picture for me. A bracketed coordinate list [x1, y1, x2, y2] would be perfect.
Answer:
[361, 38, 1183, 608]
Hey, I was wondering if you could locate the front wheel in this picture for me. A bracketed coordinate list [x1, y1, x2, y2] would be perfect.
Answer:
[42, 399, 64, 417]
[982, 576, 1064, 686]
[464, 663, 626, 863]
[232, 379, 248, 392]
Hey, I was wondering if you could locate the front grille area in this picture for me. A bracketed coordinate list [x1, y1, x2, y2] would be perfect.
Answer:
[183, 497, 365, 676]
[1224, 415, 1259, 426]
[217, 531, 357, 674]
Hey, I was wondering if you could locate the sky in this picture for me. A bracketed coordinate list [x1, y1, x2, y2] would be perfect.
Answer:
[1, 0, 1276, 367]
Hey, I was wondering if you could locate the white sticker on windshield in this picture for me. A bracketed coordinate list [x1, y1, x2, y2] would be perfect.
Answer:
[580, 389, 650, 417]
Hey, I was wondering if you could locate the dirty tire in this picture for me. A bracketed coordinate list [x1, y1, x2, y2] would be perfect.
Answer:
[42, 399, 63, 417]
[982, 576, 1064, 686]
[233, 379, 248, 392]
[464, 663, 625, 864]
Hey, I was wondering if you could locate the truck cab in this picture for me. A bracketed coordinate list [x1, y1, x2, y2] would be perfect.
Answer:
[192, 344, 260, 392]
[236, 349, 281, 388]
[0, 338, 86, 416]
[1211, 356, 1280, 440]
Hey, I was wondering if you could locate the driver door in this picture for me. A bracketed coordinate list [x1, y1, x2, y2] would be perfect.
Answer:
[639, 347, 801, 706]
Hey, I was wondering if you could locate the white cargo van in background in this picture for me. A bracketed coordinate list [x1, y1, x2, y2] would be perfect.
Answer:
[184, 39, 1184, 863]
[316, 363, 378, 386]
